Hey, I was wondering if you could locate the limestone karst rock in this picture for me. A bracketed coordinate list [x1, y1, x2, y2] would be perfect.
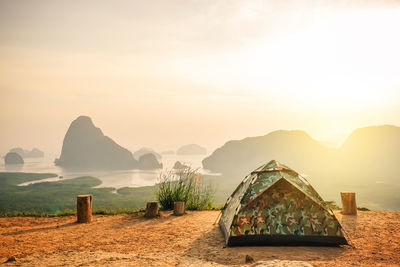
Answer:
[173, 161, 188, 170]
[4, 152, 24, 165]
[55, 116, 138, 170]
[133, 148, 162, 161]
[138, 153, 163, 170]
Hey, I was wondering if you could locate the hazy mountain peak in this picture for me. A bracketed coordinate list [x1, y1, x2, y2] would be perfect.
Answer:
[342, 125, 400, 145]
[70, 115, 96, 129]
[55, 116, 138, 170]
[177, 144, 207, 155]
[341, 125, 400, 158]
[266, 129, 310, 137]
[75, 115, 93, 123]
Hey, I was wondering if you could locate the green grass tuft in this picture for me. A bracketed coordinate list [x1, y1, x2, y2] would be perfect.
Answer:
[156, 168, 215, 210]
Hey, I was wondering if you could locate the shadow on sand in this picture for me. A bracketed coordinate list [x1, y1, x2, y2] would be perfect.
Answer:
[2, 222, 76, 236]
[185, 226, 348, 265]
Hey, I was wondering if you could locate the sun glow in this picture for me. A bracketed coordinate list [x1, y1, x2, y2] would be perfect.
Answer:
[171, 8, 400, 112]
[1, 1, 400, 153]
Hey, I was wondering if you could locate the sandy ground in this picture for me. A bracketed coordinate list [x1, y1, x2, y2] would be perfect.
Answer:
[1, 211, 399, 266]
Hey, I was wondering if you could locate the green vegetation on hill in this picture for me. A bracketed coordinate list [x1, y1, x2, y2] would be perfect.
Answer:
[0, 172, 56, 185]
[0, 172, 153, 214]
[0, 172, 376, 216]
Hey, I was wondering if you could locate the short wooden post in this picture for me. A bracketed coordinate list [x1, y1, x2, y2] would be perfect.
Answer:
[174, 201, 185, 216]
[145, 201, 159, 218]
[77, 195, 92, 223]
[341, 192, 357, 215]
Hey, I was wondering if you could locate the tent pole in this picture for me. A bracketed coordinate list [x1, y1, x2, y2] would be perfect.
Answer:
[213, 211, 222, 225]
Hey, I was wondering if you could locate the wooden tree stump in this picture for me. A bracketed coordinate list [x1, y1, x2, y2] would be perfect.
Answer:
[174, 201, 185, 216]
[341, 192, 357, 215]
[145, 201, 159, 218]
[77, 195, 92, 223]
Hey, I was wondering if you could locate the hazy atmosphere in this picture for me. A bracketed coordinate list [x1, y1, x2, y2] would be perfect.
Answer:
[2, 1, 400, 266]
[1, 0, 400, 156]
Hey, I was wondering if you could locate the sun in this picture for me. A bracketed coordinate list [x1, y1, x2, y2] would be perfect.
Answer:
[237, 8, 400, 111]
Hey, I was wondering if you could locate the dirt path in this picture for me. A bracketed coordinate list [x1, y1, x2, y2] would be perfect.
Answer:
[1, 211, 399, 266]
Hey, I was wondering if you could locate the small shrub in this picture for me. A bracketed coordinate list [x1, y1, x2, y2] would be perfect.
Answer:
[357, 207, 370, 211]
[206, 202, 224, 210]
[324, 201, 340, 210]
[156, 167, 214, 210]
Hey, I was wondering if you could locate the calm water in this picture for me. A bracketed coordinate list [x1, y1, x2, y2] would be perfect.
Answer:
[0, 154, 212, 189]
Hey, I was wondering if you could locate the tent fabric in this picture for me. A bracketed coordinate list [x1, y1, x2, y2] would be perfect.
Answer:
[219, 160, 348, 246]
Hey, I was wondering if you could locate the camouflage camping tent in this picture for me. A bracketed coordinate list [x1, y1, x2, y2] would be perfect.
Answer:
[219, 160, 348, 246]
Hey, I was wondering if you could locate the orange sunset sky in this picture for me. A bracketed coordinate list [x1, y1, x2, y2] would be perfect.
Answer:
[1, 0, 400, 156]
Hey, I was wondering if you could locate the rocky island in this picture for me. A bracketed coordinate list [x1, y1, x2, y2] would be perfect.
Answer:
[138, 153, 163, 170]
[55, 116, 162, 170]
[4, 152, 24, 165]
[133, 147, 162, 161]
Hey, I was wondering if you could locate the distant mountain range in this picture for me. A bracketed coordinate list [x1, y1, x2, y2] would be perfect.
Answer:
[203, 125, 400, 178]
[202, 125, 400, 210]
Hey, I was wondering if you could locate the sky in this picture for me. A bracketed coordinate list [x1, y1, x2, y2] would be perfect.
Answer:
[1, 0, 400, 156]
